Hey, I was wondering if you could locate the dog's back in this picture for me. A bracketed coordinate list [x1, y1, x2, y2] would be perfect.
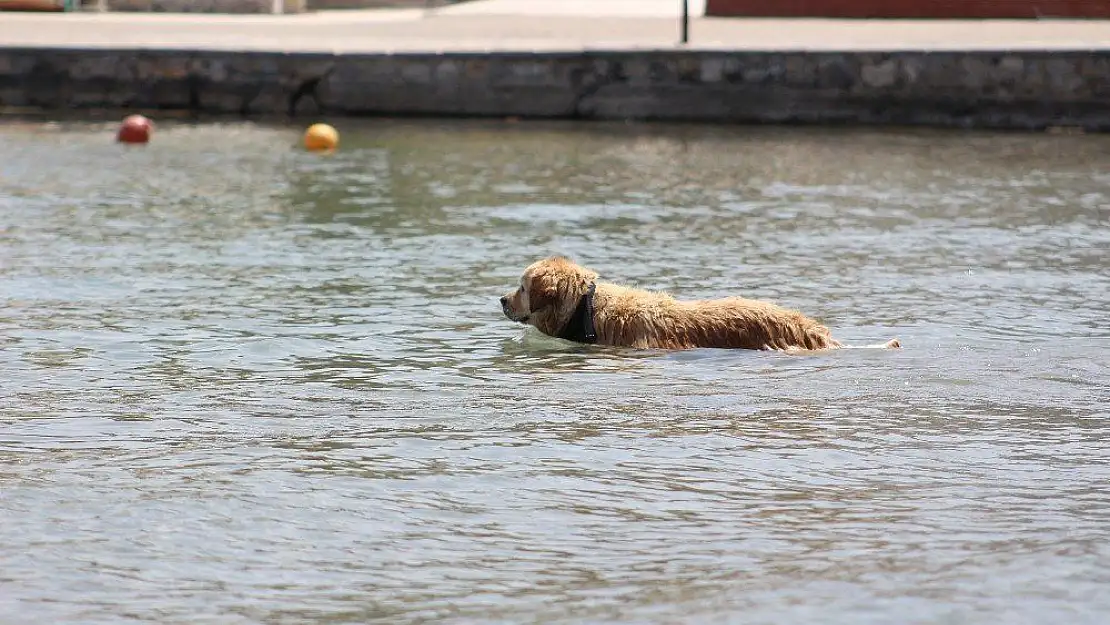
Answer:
[668, 297, 843, 351]
[592, 287, 844, 351]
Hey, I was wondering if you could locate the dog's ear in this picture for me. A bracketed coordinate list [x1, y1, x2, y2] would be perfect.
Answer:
[528, 277, 556, 312]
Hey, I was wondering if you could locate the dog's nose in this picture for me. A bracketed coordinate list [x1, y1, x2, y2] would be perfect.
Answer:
[499, 295, 508, 307]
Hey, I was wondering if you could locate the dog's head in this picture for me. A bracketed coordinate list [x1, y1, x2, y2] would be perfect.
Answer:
[500, 256, 599, 336]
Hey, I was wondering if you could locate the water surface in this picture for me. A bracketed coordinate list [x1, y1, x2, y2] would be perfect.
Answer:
[1, 118, 1108, 624]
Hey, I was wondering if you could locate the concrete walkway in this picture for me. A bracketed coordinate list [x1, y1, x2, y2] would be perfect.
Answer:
[2, 3, 1110, 53]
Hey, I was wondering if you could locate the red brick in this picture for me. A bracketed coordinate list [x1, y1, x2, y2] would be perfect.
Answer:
[705, 0, 1110, 19]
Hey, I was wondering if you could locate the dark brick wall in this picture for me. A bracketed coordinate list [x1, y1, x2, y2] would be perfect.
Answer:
[705, 0, 1110, 18]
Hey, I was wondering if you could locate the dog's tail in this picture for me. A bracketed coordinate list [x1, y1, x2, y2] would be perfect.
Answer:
[844, 338, 902, 349]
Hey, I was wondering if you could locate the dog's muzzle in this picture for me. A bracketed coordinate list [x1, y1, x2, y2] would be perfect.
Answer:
[500, 296, 527, 323]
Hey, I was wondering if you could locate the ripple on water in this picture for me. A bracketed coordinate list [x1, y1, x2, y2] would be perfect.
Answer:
[1, 120, 1109, 625]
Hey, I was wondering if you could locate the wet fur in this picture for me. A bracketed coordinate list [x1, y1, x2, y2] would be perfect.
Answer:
[501, 256, 900, 351]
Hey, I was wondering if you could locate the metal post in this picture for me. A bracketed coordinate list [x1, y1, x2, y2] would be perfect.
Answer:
[680, 0, 689, 45]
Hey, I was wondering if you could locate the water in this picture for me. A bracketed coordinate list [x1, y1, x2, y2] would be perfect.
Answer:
[1, 118, 1107, 625]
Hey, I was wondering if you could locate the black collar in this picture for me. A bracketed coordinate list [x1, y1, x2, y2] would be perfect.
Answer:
[557, 283, 597, 344]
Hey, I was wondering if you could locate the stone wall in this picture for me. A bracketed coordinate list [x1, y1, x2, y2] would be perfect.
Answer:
[1, 47, 1108, 129]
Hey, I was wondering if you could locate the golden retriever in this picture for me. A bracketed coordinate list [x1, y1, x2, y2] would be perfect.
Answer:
[500, 256, 900, 351]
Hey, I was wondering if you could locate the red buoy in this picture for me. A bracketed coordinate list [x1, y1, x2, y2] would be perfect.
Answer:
[116, 115, 153, 144]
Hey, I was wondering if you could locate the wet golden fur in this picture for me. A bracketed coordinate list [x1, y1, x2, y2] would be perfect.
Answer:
[501, 256, 900, 351]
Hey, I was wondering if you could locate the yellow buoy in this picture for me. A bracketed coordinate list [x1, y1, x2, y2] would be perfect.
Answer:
[303, 123, 339, 152]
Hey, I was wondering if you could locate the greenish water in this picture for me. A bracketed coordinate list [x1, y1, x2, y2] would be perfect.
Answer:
[1, 118, 1108, 625]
